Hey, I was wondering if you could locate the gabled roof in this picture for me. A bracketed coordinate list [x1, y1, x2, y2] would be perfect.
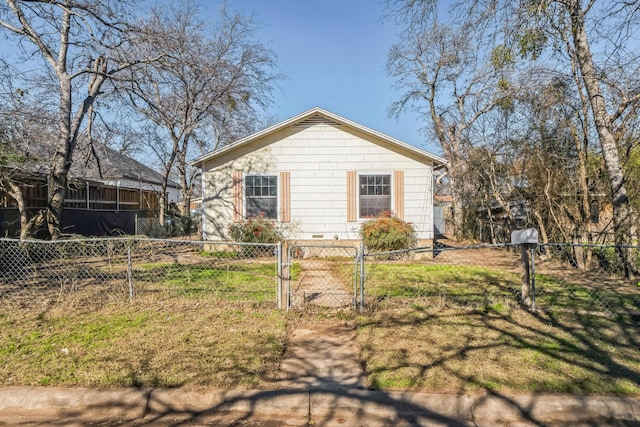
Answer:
[72, 142, 179, 188]
[16, 138, 179, 188]
[190, 107, 447, 167]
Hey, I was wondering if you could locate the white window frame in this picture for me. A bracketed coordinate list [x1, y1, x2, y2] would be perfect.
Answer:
[357, 172, 393, 219]
[244, 174, 279, 219]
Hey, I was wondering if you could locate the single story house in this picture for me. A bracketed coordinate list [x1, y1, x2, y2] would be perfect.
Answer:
[190, 107, 447, 245]
[0, 141, 180, 237]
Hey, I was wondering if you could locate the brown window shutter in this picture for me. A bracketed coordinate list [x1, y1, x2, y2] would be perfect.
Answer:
[232, 171, 243, 222]
[347, 170, 357, 222]
[280, 171, 291, 223]
[394, 170, 404, 220]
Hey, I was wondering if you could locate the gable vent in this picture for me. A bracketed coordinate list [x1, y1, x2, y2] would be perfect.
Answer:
[293, 115, 341, 128]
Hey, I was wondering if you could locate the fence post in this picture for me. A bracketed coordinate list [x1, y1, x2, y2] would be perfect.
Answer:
[127, 240, 134, 303]
[359, 241, 365, 312]
[530, 245, 536, 311]
[277, 241, 282, 309]
[282, 242, 290, 311]
[520, 245, 532, 308]
[511, 229, 539, 310]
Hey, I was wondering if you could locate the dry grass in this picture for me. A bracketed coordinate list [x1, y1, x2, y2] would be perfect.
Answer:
[2, 245, 640, 396]
[358, 306, 640, 395]
[3, 298, 640, 395]
[0, 299, 287, 389]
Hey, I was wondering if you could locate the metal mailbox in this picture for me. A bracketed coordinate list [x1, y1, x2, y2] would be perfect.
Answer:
[511, 228, 538, 246]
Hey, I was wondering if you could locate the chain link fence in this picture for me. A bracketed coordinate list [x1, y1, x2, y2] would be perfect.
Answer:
[2, 236, 638, 318]
[0, 238, 278, 309]
[362, 241, 640, 320]
[285, 245, 359, 310]
[533, 243, 640, 317]
[135, 217, 165, 237]
[363, 243, 522, 311]
[135, 216, 200, 239]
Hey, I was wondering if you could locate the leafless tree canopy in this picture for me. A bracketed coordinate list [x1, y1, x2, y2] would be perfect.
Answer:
[386, 0, 640, 277]
[115, 1, 279, 221]
[0, 0, 279, 236]
[0, 0, 154, 237]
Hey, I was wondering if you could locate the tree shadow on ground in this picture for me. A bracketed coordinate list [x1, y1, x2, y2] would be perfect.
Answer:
[355, 304, 640, 426]
[6, 383, 638, 426]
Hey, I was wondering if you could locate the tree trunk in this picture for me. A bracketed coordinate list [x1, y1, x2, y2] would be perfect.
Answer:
[448, 170, 465, 240]
[47, 77, 74, 239]
[532, 209, 549, 260]
[573, 128, 593, 269]
[569, 2, 638, 279]
[2, 178, 30, 239]
[176, 147, 193, 218]
[158, 189, 166, 231]
[439, 122, 466, 241]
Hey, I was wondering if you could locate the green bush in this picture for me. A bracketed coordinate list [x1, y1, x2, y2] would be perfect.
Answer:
[593, 246, 640, 276]
[359, 211, 417, 253]
[228, 214, 283, 244]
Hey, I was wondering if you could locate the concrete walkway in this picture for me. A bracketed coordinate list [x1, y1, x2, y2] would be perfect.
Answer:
[2, 320, 640, 425]
[289, 259, 354, 309]
[277, 321, 364, 390]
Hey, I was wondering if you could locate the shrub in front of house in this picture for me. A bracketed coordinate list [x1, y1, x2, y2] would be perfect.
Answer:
[229, 214, 283, 256]
[359, 211, 417, 253]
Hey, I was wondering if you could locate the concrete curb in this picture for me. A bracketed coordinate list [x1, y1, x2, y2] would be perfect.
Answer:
[1, 386, 639, 425]
[310, 390, 640, 425]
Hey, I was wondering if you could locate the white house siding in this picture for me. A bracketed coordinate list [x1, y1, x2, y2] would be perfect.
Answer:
[201, 123, 435, 242]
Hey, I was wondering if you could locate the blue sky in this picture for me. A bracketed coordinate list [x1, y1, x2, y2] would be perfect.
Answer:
[0, 0, 438, 154]
[226, 0, 440, 154]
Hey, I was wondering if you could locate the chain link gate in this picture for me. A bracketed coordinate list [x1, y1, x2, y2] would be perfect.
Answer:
[282, 244, 361, 310]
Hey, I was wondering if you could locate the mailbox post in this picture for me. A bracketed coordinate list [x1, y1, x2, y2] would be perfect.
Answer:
[511, 228, 538, 310]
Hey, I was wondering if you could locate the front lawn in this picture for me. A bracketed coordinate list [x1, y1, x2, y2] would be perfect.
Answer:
[358, 306, 640, 395]
[0, 302, 287, 388]
[358, 262, 640, 395]
[2, 256, 639, 396]
[136, 261, 277, 302]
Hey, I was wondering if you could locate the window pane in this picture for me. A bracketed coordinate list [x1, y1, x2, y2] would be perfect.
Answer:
[246, 197, 277, 218]
[245, 175, 278, 219]
[359, 174, 391, 218]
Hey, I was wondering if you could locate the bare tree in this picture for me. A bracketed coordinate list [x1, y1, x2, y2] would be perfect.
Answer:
[496, 0, 640, 276]
[387, 16, 504, 239]
[0, 0, 158, 238]
[0, 113, 29, 238]
[118, 2, 278, 225]
[557, 0, 638, 277]
[0, 86, 58, 239]
[387, 0, 640, 277]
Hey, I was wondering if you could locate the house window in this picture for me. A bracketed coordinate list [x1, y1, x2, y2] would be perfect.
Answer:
[359, 174, 391, 218]
[245, 175, 277, 218]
